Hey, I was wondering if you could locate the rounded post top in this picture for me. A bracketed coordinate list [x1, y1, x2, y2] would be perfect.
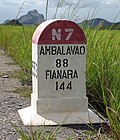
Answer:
[32, 19, 87, 44]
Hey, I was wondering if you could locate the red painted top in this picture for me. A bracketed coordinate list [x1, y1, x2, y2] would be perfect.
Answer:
[32, 19, 87, 44]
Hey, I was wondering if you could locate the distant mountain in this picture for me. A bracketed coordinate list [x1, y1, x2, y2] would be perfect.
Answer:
[3, 9, 45, 25]
[3, 20, 11, 24]
[80, 18, 120, 30]
[18, 9, 45, 25]
[109, 22, 120, 30]
[3, 19, 22, 26]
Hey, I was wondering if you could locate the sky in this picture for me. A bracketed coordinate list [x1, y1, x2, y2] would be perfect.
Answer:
[0, 0, 120, 23]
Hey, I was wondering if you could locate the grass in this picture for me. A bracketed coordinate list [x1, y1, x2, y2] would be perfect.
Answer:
[86, 28, 120, 139]
[14, 124, 74, 140]
[0, 25, 35, 70]
[13, 86, 32, 97]
[13, 124, 113, 140]
[0, 25, 34, 85]
[0, 25, 119, 139]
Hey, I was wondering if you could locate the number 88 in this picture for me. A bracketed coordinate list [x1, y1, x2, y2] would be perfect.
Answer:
[56, 59, 69, 68]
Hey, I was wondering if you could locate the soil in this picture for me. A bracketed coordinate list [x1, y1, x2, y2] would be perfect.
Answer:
[0, 49, 111, 140]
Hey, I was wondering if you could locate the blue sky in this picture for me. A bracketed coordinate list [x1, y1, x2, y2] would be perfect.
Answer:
[0, 0, 120, 23]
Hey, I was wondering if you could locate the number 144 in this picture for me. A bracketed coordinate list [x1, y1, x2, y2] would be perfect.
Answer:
[55, 81, 72, 91]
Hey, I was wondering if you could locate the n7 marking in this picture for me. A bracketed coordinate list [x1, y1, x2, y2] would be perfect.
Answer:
[52, 28, 74, 41]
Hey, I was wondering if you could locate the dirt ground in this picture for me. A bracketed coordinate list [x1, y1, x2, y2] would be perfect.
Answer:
[0, 49, 31, 140]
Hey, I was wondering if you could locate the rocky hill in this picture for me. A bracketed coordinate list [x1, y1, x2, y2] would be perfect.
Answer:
[18, 9, 45, 25]
[3, 9, 45, 25]
[80, 18, 120, 30]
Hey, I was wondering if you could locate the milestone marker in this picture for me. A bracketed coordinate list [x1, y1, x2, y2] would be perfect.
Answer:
[18, 19, 103, 125]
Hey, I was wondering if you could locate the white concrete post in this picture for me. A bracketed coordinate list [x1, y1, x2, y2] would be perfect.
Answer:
[18, 20, 103, 125]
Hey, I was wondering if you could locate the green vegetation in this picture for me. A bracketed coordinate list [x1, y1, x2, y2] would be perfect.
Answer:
[13, 86, 32, 97]
[0, 25, 35, 85]
[85, 28, 120, 139]
[0, 25, 119, 139]
[0, 25, 35, 70]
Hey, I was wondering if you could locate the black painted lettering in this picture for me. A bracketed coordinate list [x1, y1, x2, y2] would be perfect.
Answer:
[70, 46, 75, 55]
[56, 81, 59, 90]
[74, 70, 78, 78]
[46, 69, 78, 79]
[39, 45, 85, 56]
[57, 70, 62, 79]
[45, 46, 51, 55]
[75, 46, 80, 55]
[46, 70, 51, 79]
[56, 59, 61, 68]
[68, 70, 73, 78]
[63, 59, 68, 67]
[66, 46, 71, 55]
[62, 70, 67, 79]
[51, 46, 57, 55]
[52, 70, 57, 79]
[39, 46, 45, 55]
[59, 82, 65, 90]
[61, 46, 66, 55]
[57, 46, 62, 55]
[66, 81, 72, 90]
[55, 81, 72, 91]
[80, 46, 85, 55]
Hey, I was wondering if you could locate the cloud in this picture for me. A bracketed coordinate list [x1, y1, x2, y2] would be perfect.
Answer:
[102, 0, 120, 5]
[104, 0, 114, 4]
[84, 0, 120, 8]
[0, 0, 21, 7]
[0, 0, 120, 23]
